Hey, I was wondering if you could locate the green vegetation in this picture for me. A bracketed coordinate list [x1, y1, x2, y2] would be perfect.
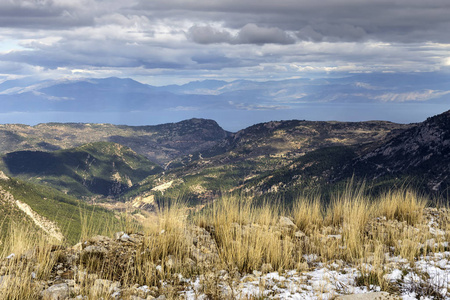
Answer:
[0, 118, 229, 165]
[1, 142, 162, 198]
[0, 177, 123, 245]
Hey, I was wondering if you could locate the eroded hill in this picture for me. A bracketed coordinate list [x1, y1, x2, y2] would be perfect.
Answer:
[0, 118, 229, 165]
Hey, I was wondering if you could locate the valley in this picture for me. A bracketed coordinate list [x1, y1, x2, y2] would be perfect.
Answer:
[1, 110, 449, 213]
[0, 109, 449, 299]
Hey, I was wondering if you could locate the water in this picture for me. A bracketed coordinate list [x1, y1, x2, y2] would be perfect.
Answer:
[0, 103, 447, 132]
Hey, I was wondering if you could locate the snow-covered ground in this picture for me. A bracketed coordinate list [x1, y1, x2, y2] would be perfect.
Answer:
[178, 250, 450, 299]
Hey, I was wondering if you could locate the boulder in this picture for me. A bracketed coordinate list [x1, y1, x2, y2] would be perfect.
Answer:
[41, 283, 69, 300]
[336, 292, 400, 300]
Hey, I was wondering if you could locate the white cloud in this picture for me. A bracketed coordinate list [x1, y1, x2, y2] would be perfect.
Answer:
[373, 90, 450, 102]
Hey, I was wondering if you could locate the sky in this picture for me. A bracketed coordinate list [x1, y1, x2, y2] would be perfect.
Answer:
[1, 0, 450, 85]
[0, 0, 449, 130]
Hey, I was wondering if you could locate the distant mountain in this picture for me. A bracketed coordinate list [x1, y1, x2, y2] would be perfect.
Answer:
[1, 73, 449, 116]
[129, 120, 411, 205]
[0, 142, 162, 198]
[0, 77, 235, 112]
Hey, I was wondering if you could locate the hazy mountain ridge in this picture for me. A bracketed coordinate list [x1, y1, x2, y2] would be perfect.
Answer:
[1, 74, 450, 114]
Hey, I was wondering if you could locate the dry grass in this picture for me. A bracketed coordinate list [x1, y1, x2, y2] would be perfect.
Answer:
[0, 221, 61, 299]
[79, 199, 193, 294]
[292, 194, 323, 234]
[326, 185, 372, 260]
[141, 199, 192, 279]
[0, 187, 447, 299]
[376, 189, 427, 225]
[198, 195, 301, 274]
[356, 242, 392, 292]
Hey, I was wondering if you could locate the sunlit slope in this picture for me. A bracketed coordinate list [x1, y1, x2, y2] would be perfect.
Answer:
[0, 175, 121, 245]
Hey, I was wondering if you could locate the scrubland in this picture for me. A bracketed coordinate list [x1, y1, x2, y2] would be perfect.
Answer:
[0, 186, 449, 299]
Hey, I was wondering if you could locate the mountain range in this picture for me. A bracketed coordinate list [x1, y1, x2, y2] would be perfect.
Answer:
[0, 109, 448, 211]
[0, 108, 449, 245]
[1, 74, 449, 131]
[2, 74, 450, 109]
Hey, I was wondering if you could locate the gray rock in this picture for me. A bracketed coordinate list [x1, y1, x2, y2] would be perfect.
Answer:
[93, 278, 121, 295]
[279, 216, 296, 228]
[336, 292, 400, 300]
[114, 231, 125, 240]
[41, 283, 69, 300]
[86, 235, 112, 245]
[294, 230, 306, 238]
[261, 263, 273, 273]
[82, 245, 108, 256]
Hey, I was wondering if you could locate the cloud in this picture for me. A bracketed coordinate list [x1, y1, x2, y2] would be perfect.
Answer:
[373, 90, 450, 102]
[134, 0, 450, 43]
[0, 0, 449, 84]
[169, 106, 199, 111]
[188, 23, 295, 45]
[188, 25, 233, 44]
[0, 0, 92, 28]
[296, 24, 367, 42]
[236, 24, 295, 45]
[229, 101, 290, 110]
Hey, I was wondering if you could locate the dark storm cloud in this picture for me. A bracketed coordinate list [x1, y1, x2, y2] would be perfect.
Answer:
[135, 0, 450, 43]
[0, 0, 95, 28]
[187, 25, 233, 44]
[188, 24, 295, 45]
[0, 0, 449, 81]
[235, 24, 295, 45]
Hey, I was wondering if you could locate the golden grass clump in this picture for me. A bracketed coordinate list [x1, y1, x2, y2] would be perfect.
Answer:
[143, 200, 192, 275]
[324, 184, 372, 260]
[0, 221, 61, 299]
[292, 194, 323, 234]
[356, 242, 392, 292]
[376, 189, 427, 225]
[198, 195, 301, 274]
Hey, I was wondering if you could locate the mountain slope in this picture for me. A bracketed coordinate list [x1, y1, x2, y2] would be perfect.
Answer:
[236, 109, 450, 198]
[0, 173, 122, 245]
[0, 118, 229, 165]
[169, 119, 410, 166]
[1, 142, 162, 198]
[346, 109, 450, 192]
[125, 120, 411, 206]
